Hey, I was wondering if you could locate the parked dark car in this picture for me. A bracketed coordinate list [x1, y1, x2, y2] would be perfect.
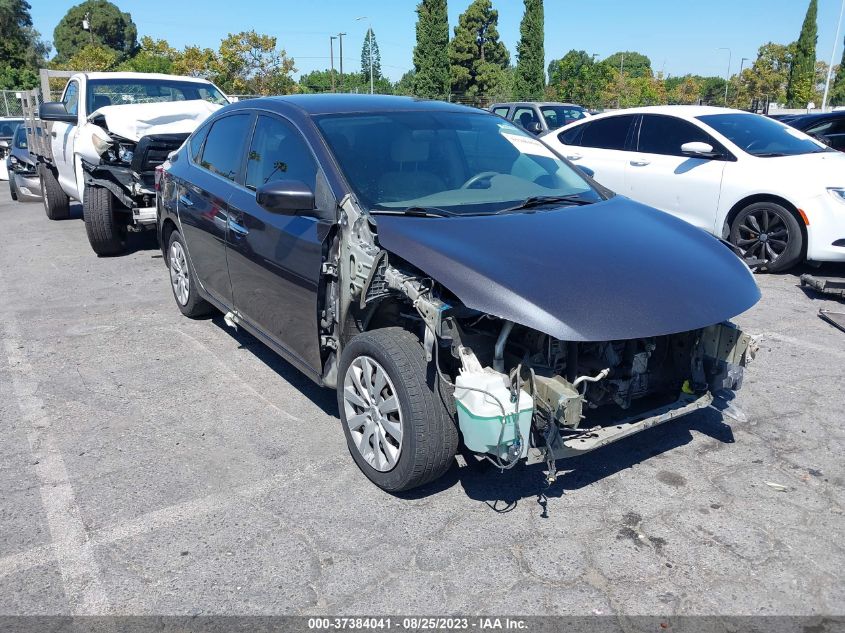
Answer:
[6, 124, 40, 200]
[0, 117, 24, 182]
[783, 111, 845, 152]
[157, 95, 759, 492]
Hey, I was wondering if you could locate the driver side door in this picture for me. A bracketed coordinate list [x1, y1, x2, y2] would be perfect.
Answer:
[50, 79, 80, 195]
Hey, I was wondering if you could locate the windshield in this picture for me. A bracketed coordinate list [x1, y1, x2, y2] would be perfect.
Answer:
[315, 110, 601, 215]
[539, 105, 587, 130]
[86, 78, 228, 112]
[0, 119, 23, 139]
[13, 125, 27, 149]
[698, 113, 829, 157]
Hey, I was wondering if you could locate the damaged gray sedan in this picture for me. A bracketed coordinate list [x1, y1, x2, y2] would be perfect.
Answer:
[157, 95, 760, 492]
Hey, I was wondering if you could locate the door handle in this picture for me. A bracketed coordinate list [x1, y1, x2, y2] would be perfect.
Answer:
[566, 153, 582, 160]
[629, 159, 651, 166]
[227, 216, 248, 237]
[178, 194, 194, 207]
[51, 131, 57, 138]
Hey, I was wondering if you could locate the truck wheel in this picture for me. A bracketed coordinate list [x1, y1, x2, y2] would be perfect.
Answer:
[83, 185, 126, 256]
[39, 165, 70, 220]
[9, 176, 17, 201]
[167, 230, 212, 318]
[338, 327, 458, 492]
[729, 201, 803, 273]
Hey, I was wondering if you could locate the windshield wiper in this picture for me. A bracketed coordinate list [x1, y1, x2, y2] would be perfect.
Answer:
[495, 194, 595, 214]
[372, 206, 462, 217]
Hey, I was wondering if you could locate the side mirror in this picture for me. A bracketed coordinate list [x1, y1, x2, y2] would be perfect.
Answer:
[0, 140, 8, 150]
[255, 180, 315, 215]
[681, 141, 720, 159]
[39, 102, 77, 123]
[526, 121, 543, 135]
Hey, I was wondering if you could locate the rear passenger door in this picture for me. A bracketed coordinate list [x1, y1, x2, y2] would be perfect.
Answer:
[226, 113, 329, 373]
[556, 114, 636, 192]
[177, 112, 252, 307]
[624, 114, 727, 230]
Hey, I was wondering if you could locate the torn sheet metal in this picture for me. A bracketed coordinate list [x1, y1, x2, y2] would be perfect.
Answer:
[819, 308, 845, 333]
[801, 274, 845, 299]
[87, 100, 222, 141]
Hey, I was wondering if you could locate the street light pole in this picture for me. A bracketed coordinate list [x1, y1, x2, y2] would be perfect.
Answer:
[822, 0, 845, 112]
[718, 48, 732, 106]
[329, 36, 337, 92]
[356, 16, 374, 95]
[337, 32, 346, 92]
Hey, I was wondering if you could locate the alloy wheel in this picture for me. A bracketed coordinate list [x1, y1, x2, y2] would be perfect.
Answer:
[342, 355, 403, 472]
[169, 240, 190, 306]
[735, 208, 790, 263]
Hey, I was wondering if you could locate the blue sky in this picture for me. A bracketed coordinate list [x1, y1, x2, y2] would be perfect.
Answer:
[30, 0, 845, 82]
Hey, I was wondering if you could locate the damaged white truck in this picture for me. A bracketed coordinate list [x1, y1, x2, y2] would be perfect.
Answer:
[29, 71, 228, 255]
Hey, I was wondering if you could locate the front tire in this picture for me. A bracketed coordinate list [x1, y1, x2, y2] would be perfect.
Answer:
[338, 327, 458, 492]
[167, 230, 212, 318]
[83, 185, 126, 256]
[729, 202, 803, 273]
[39, 165, 70, 220]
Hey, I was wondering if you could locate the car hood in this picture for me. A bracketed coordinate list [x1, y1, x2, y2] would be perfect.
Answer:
[374, 197, 761, 341]
[758, 150, 845, 184]
[87, 100, 222, 142]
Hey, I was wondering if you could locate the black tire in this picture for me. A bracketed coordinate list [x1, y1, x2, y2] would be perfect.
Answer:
[166, 230, 212, 318]
[9, 176, 17, 201]
[337, 327, 458, 492]
[729, 201, 803, 273]
[39, 165, 70, 220]
[83, 184, 126, 256]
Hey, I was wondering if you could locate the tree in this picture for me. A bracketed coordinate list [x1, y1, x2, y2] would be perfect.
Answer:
[0, 0, 49, 89]
[449, 0, 510, 103]
[172, 45, 218, 79]
[53, 0, 137, 62]
[666, 75, 704, 105]
[299, 67, 392, 94]
[360, 27, 382, 86]
[546, 50, 610, 108]
[412, 0, 450, 99]
[53, 43, 119, 72]
[741, 42, 794, 105]
[831, 33, 845, 106]
[119, 36, 177, 73]
[215, 31, 297, 95]
[603, 51, 652, 78]
[394, 70, 416, 96]
[786, 0, 817, 107]
[513, 0, 544, 100]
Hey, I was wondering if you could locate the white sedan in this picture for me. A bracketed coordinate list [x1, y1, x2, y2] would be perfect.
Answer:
[541, 105, 845, 271]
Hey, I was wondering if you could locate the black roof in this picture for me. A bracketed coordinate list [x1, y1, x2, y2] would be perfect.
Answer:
[787, 110, 845, 128]
[229, 94, 479, 116]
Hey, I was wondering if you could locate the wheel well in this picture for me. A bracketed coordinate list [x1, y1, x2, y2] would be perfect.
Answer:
[160, 218, 178, 263]
[723, 194, 808, 257]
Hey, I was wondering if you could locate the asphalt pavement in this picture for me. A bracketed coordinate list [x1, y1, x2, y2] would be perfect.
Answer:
[0, 190, 843, 618]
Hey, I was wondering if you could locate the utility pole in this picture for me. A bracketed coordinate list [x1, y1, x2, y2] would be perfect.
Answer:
[330, 36, 337, 92]
[338, 32, 346, 93]
[822, 0, 845, 112]
[718, 48, 731, 106]
[736, 57, 750, 108]
[83, 11, 94, 45]
[617, 53, 624, 109]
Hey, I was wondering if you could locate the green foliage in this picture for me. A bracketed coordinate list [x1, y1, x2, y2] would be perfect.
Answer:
[0, 0, 48, 89]
[735, 42, 794, 106]
[513, 0, 544, 100]
[412, 0, 450, 99]
[394, 70, 416, 96]
[53, 0, 137, 63]
[215, 31, 297, 95]
[831, 33, 845, 106]
[449, 0, 510, 103]
[786, 0, 817, 107]
[546, 50, 609, 108]
[360, 27, 382, 83]
[171, 45, 218, 79]
[298, 68, 393, 95]
[118, 36, 177, 73]
[53, 43, 119, 72]
[603, 51, 652, 78]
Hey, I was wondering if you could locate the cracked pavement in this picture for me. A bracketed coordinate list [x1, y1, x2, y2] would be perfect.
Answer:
[0, 191, 843, 617]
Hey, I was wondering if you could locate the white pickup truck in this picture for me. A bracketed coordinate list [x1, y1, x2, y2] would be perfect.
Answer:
[34, 71, 228, 255]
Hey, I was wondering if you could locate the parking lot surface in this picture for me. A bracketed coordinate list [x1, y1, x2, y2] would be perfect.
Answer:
[0, 191, 843, 617]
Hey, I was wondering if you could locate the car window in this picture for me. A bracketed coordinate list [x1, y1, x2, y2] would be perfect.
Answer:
[637, 114, 713, 156]
[540, 106, 586, 130]
[806, 118, 845, 136]
[14, 126, 27, 149]
[86, 78, 228, 111]
[513, 107, 540, 129]
[199, 114, 251, 182]
[558, 123, 585, 146]
[189, 123, 210, 163]
[245, 115, 317, 192]
[698, 113, 828, 157]
[579, 115, 635, 150]
[63, 81, 79, 115]
[492, 107, 510, 118]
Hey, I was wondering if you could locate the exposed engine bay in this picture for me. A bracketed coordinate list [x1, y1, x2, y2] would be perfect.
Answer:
[318, 195, 758, 477]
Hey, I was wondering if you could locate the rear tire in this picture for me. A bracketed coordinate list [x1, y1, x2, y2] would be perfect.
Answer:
[729, 201, 803, 273]
[9, 176, 17, 201]
[39, 165, 70, 220]
[83, 184, 126, 256]
[338, 327, 458, 492]
[167, 230, 212, 318]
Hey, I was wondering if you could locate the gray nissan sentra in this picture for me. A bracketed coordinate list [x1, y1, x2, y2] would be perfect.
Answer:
[156, 95, 760, 492]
